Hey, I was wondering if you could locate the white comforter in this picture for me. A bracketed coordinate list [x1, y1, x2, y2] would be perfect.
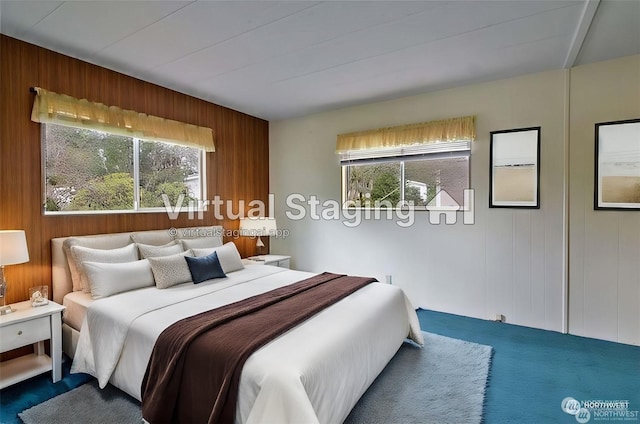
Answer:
[72, 264, 423, 424]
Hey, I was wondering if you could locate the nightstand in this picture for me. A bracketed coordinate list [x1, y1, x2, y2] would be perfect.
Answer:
[0, 300, 65, 389]
[248, 255, 291, 269]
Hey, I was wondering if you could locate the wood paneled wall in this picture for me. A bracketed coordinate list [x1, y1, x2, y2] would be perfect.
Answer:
[0, 35, 270, 304]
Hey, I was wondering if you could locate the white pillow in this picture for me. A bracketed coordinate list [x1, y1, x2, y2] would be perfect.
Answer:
[83, 259, 155, 299]
[148, 250, 194, 289]
[137, 240, 183, 259]
[192, 242, 244, 274]
[70, 244, 139, 293]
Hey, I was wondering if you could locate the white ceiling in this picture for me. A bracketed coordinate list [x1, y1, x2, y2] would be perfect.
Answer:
[1, 1, 638, 121]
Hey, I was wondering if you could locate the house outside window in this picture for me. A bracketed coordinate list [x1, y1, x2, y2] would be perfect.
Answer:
[341, 145, 470, 209]
[338, 116, 475, 210]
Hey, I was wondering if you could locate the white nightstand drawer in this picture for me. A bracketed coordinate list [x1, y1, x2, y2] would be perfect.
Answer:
[0, 300, 65, 388]
[2, 316, 50, 352]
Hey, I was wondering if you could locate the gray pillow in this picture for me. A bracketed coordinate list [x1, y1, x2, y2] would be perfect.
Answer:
[148, 250, 194, 289]
[180, 236, 223, 250]
[137, 240, 183, 259]
[62, 239, 84, 292]
[176, 225, 223, 248]
[130, 230, 175, 246]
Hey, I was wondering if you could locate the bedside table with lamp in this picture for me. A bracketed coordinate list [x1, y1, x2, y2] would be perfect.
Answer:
[239, 218, 291, 268]
[0, 229, 66, 389]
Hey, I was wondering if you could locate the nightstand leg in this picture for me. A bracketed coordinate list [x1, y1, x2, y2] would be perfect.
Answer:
[34, 340, 44, 355]
[50, 312, 62, 382]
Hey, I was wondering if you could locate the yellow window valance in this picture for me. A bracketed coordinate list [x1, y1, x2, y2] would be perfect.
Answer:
[336, 115, 475, 152]
[31, 87, 215, 152]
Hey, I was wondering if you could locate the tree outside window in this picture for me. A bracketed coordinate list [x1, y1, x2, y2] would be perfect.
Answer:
[43, 124, 203, 213]
[343, 156, 468, 209]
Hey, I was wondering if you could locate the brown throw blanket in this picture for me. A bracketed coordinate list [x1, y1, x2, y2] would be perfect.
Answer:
[141, 272, 377, 424]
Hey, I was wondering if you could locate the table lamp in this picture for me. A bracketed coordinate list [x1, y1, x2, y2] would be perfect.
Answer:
[239, 218, 277, 256]
[0, 230, 30, 315]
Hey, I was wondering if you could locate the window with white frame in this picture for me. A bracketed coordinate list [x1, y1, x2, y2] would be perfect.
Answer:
[43, 124, 204, 213]
[340, 142, 470, 209]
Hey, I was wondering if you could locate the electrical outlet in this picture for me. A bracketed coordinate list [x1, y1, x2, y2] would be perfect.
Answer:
[385, 275, 392, 284]
[494, 314, 505, 322]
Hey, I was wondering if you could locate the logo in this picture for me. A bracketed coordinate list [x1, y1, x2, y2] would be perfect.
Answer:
[562, 397, 581, 415]
[160, 190, 477, 228]
[562, 396, 639, 423]
[575, 408, 591, 424]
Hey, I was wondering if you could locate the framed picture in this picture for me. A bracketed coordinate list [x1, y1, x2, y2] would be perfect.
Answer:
[594, 118, 640, 210]
[489, 127, 540, 208]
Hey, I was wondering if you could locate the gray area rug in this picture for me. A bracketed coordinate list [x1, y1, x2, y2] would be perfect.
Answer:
[19, 332, 491, 424]
[19, 380, 141, 424]
[345, 332, 493, 424]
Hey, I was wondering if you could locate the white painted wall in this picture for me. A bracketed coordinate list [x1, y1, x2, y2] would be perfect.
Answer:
[270, 54, 640, 344]
[270, 69, 568, 334]
[568, 55, 640, 346]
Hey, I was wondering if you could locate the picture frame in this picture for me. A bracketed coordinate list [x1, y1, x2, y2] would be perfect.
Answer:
[594, 118, 640, 210]
[489, 127, 540, 208]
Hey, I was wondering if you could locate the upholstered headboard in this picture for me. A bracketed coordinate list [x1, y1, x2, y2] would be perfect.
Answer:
[51, 226, 223, 304]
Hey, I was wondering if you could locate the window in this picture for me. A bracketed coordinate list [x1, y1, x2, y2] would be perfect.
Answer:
[337, 116, 475, 210]
[43, 124, 204, 213]
[341, 142, 470, 209]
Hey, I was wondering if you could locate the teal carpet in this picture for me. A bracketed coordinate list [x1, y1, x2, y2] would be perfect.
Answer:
[1, 309, 638, 424]
[0, 356, 91, 424]
[419, 309, 640, 424]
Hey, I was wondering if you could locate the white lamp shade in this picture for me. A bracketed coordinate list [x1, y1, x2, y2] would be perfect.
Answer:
[239, 218, 277, 237]
[0, 230, 30, 266]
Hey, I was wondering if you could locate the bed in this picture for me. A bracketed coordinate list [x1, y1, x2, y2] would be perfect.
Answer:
[51, 226, 423, 424]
